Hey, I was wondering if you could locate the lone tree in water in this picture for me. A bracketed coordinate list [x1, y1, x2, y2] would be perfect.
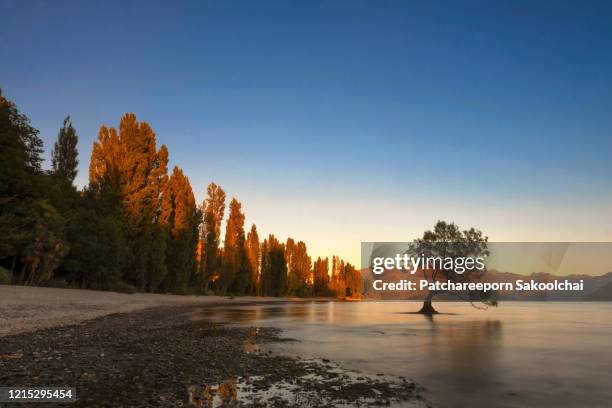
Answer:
[409, 221, 497, 315]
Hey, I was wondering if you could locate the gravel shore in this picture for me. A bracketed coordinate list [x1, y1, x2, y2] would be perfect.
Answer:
[0, 290, 428, 407]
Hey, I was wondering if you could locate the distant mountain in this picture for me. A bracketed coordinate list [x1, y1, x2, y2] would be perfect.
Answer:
[585, 280, 612, 301]
[485, 270, 612, 301]
[360, 268, 612, 301]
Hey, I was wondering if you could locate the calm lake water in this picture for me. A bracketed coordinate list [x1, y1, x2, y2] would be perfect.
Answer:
[197, 301, 612, 408]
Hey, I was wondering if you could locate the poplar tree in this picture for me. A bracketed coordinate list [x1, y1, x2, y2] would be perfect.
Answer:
[47, 116, 81, 285]
[260, 234, 287, 296]
[259, 239, 268, 295]
[246, 224, 260, 295]
[51, 116, 79, 186]
[221, 198, 250, 294]
[343, 262, 361, 298]
[200, 182, 225, 290]
[313, 257, 330, 296]
[160, 166, 200, 292]
[88, 113, 169, 291]
[286, 238, 312, 296]
[329, 255, 348, 296]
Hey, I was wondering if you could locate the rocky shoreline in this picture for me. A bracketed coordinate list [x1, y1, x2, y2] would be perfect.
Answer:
[0, 304, 428, 407]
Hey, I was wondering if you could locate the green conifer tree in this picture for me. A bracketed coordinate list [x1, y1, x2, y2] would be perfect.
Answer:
[51, 116, 79, 186]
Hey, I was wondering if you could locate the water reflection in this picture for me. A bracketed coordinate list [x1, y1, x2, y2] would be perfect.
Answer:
[423, 319, 503, 399]
[195, 301, 612, 408]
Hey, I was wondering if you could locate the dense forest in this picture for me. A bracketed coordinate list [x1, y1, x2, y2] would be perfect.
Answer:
[0, 90, 361, 297]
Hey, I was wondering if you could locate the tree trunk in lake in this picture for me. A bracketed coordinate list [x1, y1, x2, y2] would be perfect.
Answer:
[417, 291, 439, 315]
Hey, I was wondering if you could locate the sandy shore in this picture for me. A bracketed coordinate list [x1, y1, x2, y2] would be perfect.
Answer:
[0, 285, 298, 337]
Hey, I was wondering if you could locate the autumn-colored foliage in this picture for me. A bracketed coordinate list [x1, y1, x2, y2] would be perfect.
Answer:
[89, 113, 170, 291]
[200, 182, 225, 291]
[160, 166, 200, 292]
[246, 224, 260, 295]
[219, 198, 250, 294]
[0, 90, 360, 298]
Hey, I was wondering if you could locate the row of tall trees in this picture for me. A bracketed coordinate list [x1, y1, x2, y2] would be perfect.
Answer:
[197, 183, 359, 297]
[0, 90, 361, 297]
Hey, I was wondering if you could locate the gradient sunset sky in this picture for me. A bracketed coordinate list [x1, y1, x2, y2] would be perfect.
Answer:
[2, 1, 611, 266]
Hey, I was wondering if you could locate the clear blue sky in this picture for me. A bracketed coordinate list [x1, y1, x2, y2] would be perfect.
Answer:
[2, 0, 611, 264]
